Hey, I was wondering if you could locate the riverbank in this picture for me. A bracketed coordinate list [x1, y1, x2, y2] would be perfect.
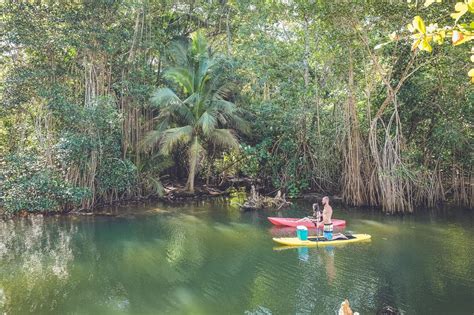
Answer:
[0, 182, 236, 218]
[2, 178, 470, 219]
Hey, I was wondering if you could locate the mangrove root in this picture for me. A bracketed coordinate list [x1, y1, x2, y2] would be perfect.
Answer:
[240, 186, 291, 211]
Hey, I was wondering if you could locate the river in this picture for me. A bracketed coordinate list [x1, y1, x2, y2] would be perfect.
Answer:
[0, 199, 473, 314]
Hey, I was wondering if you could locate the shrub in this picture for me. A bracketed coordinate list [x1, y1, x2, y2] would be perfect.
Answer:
[1, 153, 88, 213]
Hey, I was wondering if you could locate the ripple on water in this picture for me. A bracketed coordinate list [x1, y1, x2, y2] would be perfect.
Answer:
[0, 202, 473, 314]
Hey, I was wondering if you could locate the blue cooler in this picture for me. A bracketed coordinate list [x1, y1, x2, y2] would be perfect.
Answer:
[296, 226, 308, 240]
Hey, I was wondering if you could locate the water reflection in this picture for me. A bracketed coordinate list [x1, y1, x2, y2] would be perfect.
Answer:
[0, 216, 77, 314]
[323, 247, 336, 284]
[0, 202, 472, 314]
[297, 247, 309, 262]
[0, 287, 5, 313]
[296, 246, 336, 286]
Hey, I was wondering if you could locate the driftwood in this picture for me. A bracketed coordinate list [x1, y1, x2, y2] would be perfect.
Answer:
[240, 186, 291, 211]
[163, 184, 229, 201]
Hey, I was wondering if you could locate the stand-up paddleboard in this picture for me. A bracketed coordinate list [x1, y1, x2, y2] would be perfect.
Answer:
[272, 234, 371, 247]
[268, 217, 346, 228]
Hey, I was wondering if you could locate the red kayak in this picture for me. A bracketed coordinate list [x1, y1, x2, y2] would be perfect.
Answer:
[268, 217, 346, 228]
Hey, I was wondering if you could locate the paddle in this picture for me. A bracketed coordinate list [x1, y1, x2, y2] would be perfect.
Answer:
[313, 203, 322, 247]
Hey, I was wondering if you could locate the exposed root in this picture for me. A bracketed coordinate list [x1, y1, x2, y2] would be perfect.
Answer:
[240, 185, 291, 211]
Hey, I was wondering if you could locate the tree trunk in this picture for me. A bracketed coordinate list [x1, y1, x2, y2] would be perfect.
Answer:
[342, 48, 366, 206]
[302, 16, 310, 89]
[185, 136, 200, 193]
[226, 9, 232, 56]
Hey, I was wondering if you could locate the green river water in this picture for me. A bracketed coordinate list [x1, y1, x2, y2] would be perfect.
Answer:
[0, 199, 473, 314]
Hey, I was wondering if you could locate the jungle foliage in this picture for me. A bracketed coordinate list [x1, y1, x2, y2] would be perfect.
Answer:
[0, 0, 472, 213]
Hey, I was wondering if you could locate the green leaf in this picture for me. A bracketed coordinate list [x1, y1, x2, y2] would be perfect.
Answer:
[150, 88, 182, 108]
[198, 111, 217, 135]
[209, 129, 239, 149]
[165, 67, 194, 94]
[159, 126, 193, 155]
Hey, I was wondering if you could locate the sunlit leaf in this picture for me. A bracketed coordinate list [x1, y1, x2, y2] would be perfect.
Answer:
[412, 38, 422, 51]
[433, 31, 445, 45]
[375, 42, 392, 49]
[468, 0, 474, 12]
[469, 69, 474, 83]
[450, 2, 468, 22]
[419, 38, 433, 52]
[413, 16, 426, 34]
[424, 0, 436, 7]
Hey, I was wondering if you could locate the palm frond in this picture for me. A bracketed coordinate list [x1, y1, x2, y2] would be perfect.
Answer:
[190, 30, 208, 59]
[165, 67, 194, 94]
[183, 92, 200, 108]
[226, 113, 251, 135]
[149, 177, 165, 197]
[151, 88, 194, 124]
[216, 113, 227, 125]
[146, 31, 248, 164]
[209, 129, 240, 150]
[142, 130, 163, 150]
[196, 57, 218, 92]
[212, 81, 234, 100]
[150, 88, 182, 108]
[159, 126, 193, 155]
[197, 110, 217, 135]
[196, 60, 210, 92]
[171, 104, 194, 125]
[211, 99, 236, 115]
[167, 40, 189, 67]
[154, 119, 171, 133]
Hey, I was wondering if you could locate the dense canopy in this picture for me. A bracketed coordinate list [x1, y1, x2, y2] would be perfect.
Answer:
[0, 0, 472, 214]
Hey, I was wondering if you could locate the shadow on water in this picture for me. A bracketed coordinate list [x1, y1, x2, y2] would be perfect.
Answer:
[0, 199, 473, 314]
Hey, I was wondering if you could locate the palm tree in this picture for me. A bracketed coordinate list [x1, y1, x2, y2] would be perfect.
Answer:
[144, 31, 249, 193]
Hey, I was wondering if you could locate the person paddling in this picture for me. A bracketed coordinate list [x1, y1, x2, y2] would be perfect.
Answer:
[321, 196, 333, 240]
[321, 196, 347, 240]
